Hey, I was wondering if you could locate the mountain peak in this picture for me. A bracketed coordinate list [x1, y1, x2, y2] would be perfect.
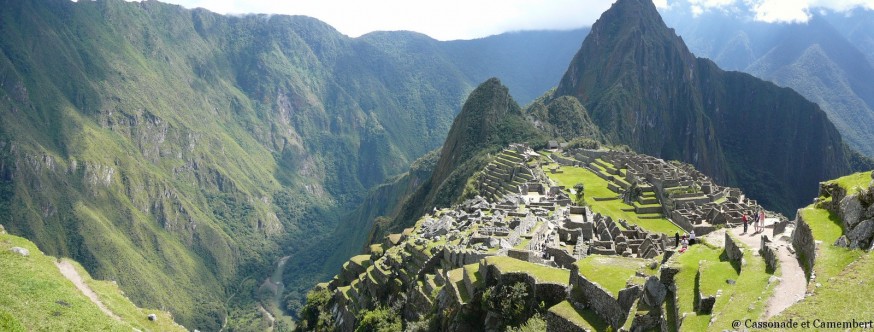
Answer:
[553, 0, 869, 213]
[557, 0, 695, 101]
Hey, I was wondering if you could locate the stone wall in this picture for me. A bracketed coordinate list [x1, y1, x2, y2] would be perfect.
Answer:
[792, 210, 816, 279]
[545, 246, 577, 269]
[724, 232, 744, 271]
[546, 309, 587, 332]
[760, 235, 779, 274]
[568, 265, 632, 330]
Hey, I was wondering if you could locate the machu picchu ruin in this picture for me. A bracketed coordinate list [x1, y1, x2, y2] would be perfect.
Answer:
[297, 144, 871, 332]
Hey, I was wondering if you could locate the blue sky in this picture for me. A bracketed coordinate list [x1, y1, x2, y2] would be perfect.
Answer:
[151, 0, 874, 40]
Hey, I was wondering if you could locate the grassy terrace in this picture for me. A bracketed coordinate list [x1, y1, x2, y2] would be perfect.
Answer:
[670, 238, 774, 332]
[827, 171, 872, 196]
[548, 300, 608, 331]
[447, 268, 471, 302]
[574, 256, 654, 296]
[772, 200, 870, 323]
[485, 256, 570, 284]
[544, 164, 682, 235]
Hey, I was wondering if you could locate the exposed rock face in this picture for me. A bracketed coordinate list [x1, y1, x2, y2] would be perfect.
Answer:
[847, 219, 874, 250]
[840, 195, 865, 229]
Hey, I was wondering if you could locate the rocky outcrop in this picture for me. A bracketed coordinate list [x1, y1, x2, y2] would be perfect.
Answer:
[831, 177, 874, 250]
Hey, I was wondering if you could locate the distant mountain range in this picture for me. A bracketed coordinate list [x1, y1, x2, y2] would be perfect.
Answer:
[1, 0, 871, 329]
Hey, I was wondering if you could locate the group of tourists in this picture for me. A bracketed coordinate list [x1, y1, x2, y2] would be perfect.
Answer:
[741, 209, 766, 234]
[674, 230, 696, 253]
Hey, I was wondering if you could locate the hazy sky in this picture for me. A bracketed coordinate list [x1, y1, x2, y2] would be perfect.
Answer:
[155, 0, 874, 40]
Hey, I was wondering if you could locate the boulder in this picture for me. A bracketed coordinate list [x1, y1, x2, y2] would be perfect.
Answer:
[847, 219, 874, 250]
[834, 235, 849, 248]
[839, 195, 864, 229]
[642, 276, 666, 306]
[148, 313, 157, 321]
[866, 203, 874, 220]
[9, 247, 29, 256]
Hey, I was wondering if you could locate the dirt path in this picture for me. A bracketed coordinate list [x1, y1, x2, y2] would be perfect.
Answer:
[730, 225, 807, 319]
[55, 259, 121, 321]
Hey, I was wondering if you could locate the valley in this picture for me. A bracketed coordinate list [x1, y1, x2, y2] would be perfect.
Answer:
[1, 0, 873, 330]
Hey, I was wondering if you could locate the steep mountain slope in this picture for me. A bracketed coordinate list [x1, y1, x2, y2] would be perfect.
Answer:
[662, 8, 874, 157]
[443, 29, 589, 104]
[387, 78, 547, 234]
[0, 226, 186, 331]
[0, 0, 585, 328]
[556, 0, 871, 214]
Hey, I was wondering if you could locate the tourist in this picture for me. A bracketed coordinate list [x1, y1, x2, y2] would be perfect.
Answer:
[759, 210, 766, 232]
[742, 214, 748, 234]
[674, 232, 680, 247]
[680, 236, 689, 253]
[689, 230, 696, 246]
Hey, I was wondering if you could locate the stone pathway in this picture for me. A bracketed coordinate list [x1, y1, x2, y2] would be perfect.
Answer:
[55, 259, 121, 321]
[730, 223, 807, 319]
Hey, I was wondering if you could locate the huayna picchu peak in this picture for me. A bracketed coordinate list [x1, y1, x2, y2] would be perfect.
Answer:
[557, 0, 872, 215]
[2, 0, 873, 331]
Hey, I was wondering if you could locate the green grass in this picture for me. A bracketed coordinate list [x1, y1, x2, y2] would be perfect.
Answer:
[447, 268, 471, 302]
[545, 165, 682, 235]
[464, 263, 482, 289]
[350, 255, 372, 267]
[548, 300, 608, 331]
[799, 206, 864, 283]
[672, 244, 734, 331]
[575, 256, 652, 296]
[825, 171, 873, 196]
[774, 251, 874, 323]
[485, 256, 570, 284]
[0, 233, 184, 331]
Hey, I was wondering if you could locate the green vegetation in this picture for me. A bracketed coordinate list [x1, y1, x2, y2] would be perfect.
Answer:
[799, 206, 864, 283]
[482, 282, 532, 327]
[545, 164, 681, 235]
[355, 307, 402, 332]
[0, 232, 183, 331]
[775, 251, 874, 323]
[548, 301, 608, 331]
[826, 171, 873, 195]
[575, 256, 653, 296]
[485, 256, 570, 284]
[296, 289, 333, 332]
[668, 238, 773, 332]
[506, 313, 547, 332]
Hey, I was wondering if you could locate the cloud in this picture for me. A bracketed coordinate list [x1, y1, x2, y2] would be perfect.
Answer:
[153, 0, 615, 41]
[139, 0, 874, 39]
[669, 0, 874, 22]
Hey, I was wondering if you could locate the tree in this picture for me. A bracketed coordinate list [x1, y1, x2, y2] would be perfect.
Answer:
[573, 183, 585, 205]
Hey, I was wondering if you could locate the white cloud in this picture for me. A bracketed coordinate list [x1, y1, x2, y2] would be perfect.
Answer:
[667, 0, 874, 22]
[141, 0, 874, 39]
[155, 0, 615, 41]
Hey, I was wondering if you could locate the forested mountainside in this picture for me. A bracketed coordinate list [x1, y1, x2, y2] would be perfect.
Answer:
[0, 0, 583, 329]
[662, 5, 874, 157]
[555, 0, 872, 215]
